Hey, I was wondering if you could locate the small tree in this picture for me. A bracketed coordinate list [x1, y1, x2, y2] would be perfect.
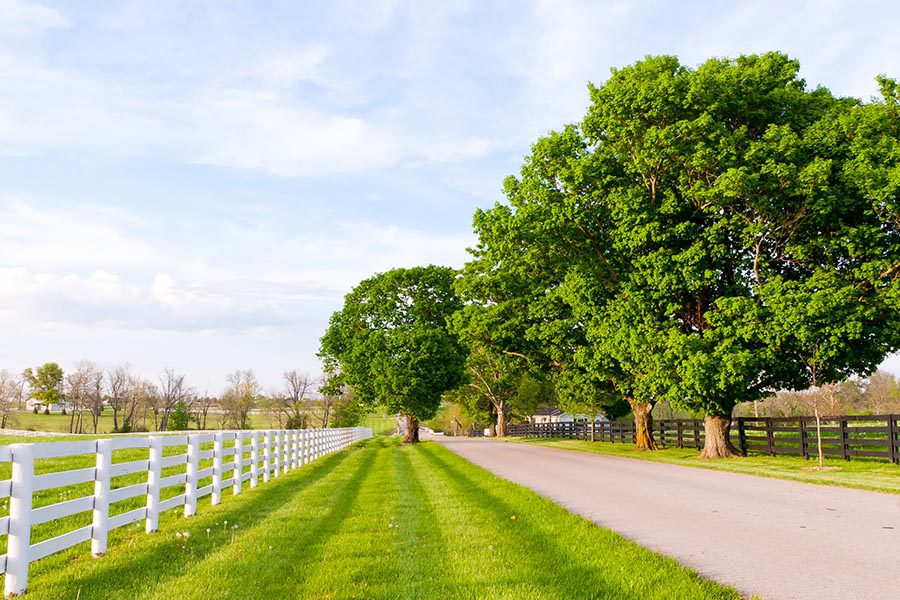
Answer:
[221, 370, 258, 430]
[0, 370, 23, 428]
[320, 266, 467, 443]
[23, 362, 64, 409]
[169, 399, 191, 431]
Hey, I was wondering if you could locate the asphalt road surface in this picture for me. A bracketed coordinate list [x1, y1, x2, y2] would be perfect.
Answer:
[432, 436, 900, 600]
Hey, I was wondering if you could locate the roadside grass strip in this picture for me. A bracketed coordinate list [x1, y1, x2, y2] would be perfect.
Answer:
[509, 437, 900, 495]
[22, 437, 737, 599]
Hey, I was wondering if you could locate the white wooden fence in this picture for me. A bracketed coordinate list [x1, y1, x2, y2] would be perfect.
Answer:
[0, 427, 372, 596]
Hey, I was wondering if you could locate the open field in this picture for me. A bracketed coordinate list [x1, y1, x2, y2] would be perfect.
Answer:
[4, 411, 398, 436]
[505, 437, 900, 495]
[16, 437, 737, 599]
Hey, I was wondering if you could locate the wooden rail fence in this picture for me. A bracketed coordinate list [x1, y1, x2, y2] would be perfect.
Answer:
[506, 415, 900, 464]
[0, 427, 372, 596]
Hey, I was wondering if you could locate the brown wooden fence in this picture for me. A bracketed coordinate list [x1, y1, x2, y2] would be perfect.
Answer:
[505, 414, 900, 464]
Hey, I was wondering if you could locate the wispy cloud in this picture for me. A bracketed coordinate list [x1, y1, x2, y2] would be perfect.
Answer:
[0, 0, 67, 35]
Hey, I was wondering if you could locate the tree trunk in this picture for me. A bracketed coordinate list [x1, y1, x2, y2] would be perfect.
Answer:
[629, 399, 658, 451]
[495, 402, 506, 437]
[699, 414, 741, 459]
[813, 400, 824, 468]
[404, 415, 420, 444]
[113, 407, 119, 433]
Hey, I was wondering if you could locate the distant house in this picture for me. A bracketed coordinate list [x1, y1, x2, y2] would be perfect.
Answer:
[25, 399, 68, 412]
[529, 405, 609, 424]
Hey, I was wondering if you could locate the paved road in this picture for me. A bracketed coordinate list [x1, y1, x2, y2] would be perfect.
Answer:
[432, 436, 900, 600]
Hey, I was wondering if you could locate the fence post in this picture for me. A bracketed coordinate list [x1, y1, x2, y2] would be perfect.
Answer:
[765, 419, 775, 457]
[250, 432, 259, 488]
[676, 420, 683, 448]
[282, 430, 289, 474]
[263, 431, 271, 483]
[658, 421, 666, 448]
[840, 419, 850, 461]
[693, 419, 701, 450]
[146, 436, 163, 533]
[889, 415, 899, 465]
[233, 432, 243, 495]
[737, 417, 747, 457]
[212, 432, 223, 505]
[291, 431, 298, 469]
[92, 439, 112, 556]
[185, 434, 200, 516]
[273, 431, 282, 477]
[798, 418, 808, 460]
[5, 443, 34, 596]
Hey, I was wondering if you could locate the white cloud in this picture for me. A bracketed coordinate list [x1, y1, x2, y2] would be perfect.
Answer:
[0, 199, 474, 335]
[0, 200, 159, 270]
[0, 0, 67, 35]
[188, 88, 400, 176]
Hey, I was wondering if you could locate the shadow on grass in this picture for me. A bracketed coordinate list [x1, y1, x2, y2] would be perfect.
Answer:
[418, 443, 714, 599]
[27, 440, 382, 599]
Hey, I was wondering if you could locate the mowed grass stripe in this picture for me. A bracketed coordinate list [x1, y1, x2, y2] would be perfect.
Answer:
[22, 438, 740, 599]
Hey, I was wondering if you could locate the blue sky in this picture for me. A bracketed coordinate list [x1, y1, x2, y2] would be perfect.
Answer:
[1, 0, 899, 393]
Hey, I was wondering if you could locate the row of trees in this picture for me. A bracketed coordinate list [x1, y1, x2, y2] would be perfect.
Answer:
[0, 363, 363, 433]
[321, 52, 900, 456]
[735, 370, 900, 418]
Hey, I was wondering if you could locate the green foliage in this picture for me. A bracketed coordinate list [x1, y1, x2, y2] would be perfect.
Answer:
[319, 266, 467, 422]
[331, 392, 367, 428]
[168, 399, 191, 431]
[464, 51, 900, 423]
[23, 363, 65, 406]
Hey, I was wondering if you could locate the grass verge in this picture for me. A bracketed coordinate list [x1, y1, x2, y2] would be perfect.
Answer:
[23, 437, 738, 599]
[504, 437, 900, 495]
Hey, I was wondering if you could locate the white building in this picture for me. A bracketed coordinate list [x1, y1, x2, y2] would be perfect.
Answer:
[529, 405, 609, 424]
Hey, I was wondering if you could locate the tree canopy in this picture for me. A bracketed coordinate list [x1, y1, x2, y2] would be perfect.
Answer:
[23, 362, 65, 407]
[319, 265, 467, 443]
[459, 52, 900, 456]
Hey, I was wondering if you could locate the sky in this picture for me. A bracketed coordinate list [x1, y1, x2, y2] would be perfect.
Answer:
[1, 0, 899, 393]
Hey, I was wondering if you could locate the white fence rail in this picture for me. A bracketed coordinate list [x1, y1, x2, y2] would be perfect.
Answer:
[0, 427, 372, 596]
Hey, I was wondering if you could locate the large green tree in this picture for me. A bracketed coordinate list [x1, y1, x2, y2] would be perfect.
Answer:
[319, 266, 466, 443]
[464, 52, 900, 457]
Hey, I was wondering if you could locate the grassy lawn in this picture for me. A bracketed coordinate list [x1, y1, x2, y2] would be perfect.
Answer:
[505, 437, 900, 495]
[22, 437, 738, 599]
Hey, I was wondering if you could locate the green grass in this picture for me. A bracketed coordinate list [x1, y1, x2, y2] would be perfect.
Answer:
[21, 438, 738, 599]
[360, 413, 397, 436]
[505, 437, 900, 495]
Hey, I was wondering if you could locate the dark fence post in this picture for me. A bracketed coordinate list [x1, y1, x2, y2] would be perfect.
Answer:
[658, 420, 666, 448]
[889, 415, 899, 465]
[676, 420, 683, 449]
[799, 417, 809, 460]
[765, 418, 775, 457]
[841, 419, 850, 461]
[691, 420, 700, 450]
[737, 417, 747, 456]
